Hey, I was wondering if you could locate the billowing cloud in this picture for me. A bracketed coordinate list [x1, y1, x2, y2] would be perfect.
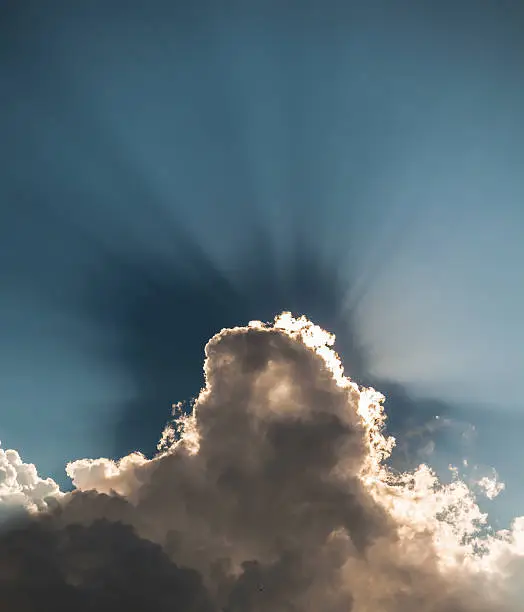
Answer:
[1, 313, 524, 610]
[0, 447, 61, 519]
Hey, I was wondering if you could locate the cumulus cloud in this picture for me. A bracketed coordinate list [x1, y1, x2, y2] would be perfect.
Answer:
[1, 313, 524, 610]
[0, 447, 61, 520]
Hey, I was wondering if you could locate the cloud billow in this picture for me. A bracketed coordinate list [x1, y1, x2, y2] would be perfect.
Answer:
[0, 314, 522, 611]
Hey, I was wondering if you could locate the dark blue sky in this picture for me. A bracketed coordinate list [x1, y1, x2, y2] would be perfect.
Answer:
[1, 1, 523, 525]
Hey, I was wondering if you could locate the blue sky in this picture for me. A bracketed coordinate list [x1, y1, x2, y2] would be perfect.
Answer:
[1, 0, 523, 525]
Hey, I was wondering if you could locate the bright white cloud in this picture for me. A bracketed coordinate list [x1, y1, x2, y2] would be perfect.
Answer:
[0, 446, 62, 516]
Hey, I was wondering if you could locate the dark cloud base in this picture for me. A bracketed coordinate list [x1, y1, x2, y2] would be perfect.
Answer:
[0, 518, 214, 612]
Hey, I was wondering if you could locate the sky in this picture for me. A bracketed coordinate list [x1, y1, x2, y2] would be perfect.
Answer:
[1, 0, 524, 546]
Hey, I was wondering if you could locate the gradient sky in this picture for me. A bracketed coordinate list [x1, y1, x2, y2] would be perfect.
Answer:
[1, 1, 523, 526]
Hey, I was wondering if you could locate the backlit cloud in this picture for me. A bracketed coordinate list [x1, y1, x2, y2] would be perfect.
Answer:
[1, 313, 523, 610]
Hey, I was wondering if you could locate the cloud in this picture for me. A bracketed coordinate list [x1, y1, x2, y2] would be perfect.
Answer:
[0, 518, 214, 611]
[1, 313, 524, 610]
[477, 473, 505, 501]
[0, 447, 61, 520]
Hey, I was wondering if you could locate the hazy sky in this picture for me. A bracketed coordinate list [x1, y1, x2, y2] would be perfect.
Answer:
[1, 1, 523, 525]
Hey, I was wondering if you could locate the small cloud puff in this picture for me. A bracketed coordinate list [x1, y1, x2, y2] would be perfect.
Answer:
[0, 446, 61, 518]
